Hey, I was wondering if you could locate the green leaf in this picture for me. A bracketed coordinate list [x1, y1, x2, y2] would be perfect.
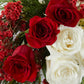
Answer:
[81, 77, 84, 84]
[42, 63, 46, 78]
[24, 29, 29, 33]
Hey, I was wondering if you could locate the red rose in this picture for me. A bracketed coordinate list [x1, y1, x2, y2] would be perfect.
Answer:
[45, 0, 82, 27]
[3, 45, 37, 83]
[25, 16, 60, 48]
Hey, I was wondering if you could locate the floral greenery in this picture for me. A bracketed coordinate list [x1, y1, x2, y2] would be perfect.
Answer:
[81, 77, 84, 84]
[21, 0, 49, 21]
[0, 0, 19, 3]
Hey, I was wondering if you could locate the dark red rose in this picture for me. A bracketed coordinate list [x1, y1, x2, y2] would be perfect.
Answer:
[25, 16, 60, 48]
[45, 0, 83, 27]
[3, 45, 37, 83]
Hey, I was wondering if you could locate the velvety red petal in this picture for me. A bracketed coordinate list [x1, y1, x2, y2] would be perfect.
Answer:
[27, 69, 37, 82]
[29, 16, 42, 27]
[25, 33, 45, 48]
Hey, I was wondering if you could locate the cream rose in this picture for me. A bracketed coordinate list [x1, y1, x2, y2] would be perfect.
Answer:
[47, 25, 83, 55]
[80, 33, 84, 58]
[46, 54, 82, 84]
[77, 33, 84, 71]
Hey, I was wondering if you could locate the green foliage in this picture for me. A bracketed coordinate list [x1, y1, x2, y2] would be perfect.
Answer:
[21, 0, 49, 22]
[13, 32, 27, 47]
[0, 0, 12, 3]
[0, 0, 19, 2]
[81, 77, 84, 84]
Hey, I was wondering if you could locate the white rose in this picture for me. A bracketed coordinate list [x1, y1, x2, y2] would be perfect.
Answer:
[80, 32, 84, 58]
[47, 25, 83, 55]
[46, 54, 82, 84]
[74, 52, 84, 78]
[78, 32, 84, 71]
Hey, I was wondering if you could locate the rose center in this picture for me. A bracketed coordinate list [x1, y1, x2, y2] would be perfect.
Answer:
[35, 23, 48, 38]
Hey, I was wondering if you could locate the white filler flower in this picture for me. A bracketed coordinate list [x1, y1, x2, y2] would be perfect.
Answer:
[46, 54, 82, 84]
[38, 0, 45, 4]
[48, 25, 83, 55]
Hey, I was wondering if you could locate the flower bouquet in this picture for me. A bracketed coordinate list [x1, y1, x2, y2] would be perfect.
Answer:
[0, 0, 84, 84]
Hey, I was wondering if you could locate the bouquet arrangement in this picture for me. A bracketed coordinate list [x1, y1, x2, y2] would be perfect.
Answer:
[0, 0, 84, 84]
